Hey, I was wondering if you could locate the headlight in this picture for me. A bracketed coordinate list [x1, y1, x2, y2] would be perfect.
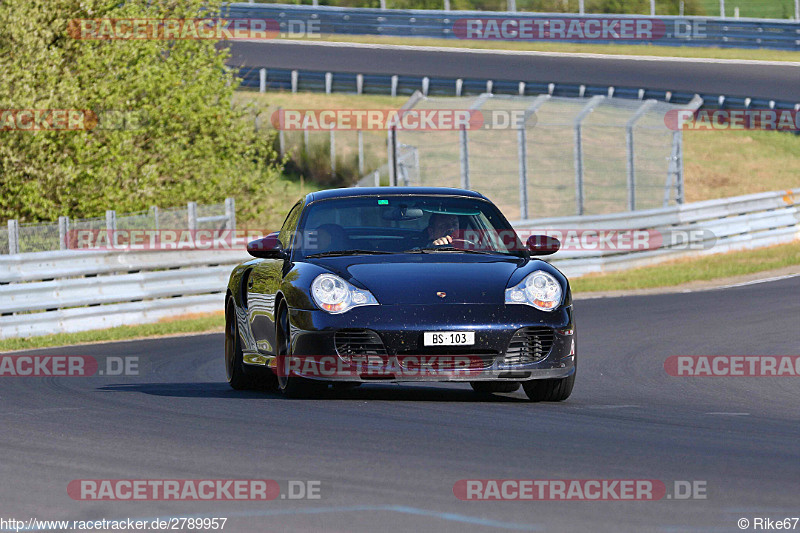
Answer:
[505, 270, 562, 311]
[311, 273, 378, 314]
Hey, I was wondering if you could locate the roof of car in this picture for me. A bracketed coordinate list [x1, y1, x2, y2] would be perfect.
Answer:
[305, 187, 487, 203]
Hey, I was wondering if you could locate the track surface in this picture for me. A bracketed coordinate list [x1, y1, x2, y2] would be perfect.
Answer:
[3, 276, 799, 532]
[229, 41, 800, 102]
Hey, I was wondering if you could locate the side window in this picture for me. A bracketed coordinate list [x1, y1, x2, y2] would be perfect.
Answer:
[279, 201, 303, 250]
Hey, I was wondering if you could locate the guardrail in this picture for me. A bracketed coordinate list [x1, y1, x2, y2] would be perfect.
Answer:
[1, 188, 797, 339]
[224, 3, 800, 50]
[238, 66, 800, 112]
[520, 188, 800, 277]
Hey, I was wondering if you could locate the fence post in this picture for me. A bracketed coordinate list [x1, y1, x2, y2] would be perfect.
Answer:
[380, 0, 386, 8]
[291, 70, 298, 93]
[105, 210, 117, 232]
[391, 75, 398, 98]
[650, 0, 656, 15]
[58, 216, 69, 250]
[356, 74, 364, 95]
[151, 205, 159, 231]
[719, 0, 725, 18]
[8, 219, 19, 254]
[573, 96, 604, 216]
[225, 198, 236, 231]
[374, 170, 380, 187]
[578, 0, 585, 14]
[625, 99, 657, 211]
[330, 129, 336, 177]
[259, 68, 267, 93]
[459, 126, 470, 190]
[796, 0, 800, 21]
[517, 124, 528, 220]
[675, 131, 685, 205]
[388, 127, 397, 186]
[508, 0, 516, 11]
[325, 72, 332, 94]
[187, 202, 197, 231]
[358, 130, 365, 175]
[444, 0, 450, 9]
[422, 77, 429, 96]
[455, 78, 463, 97]
[303, 129, 310, 155]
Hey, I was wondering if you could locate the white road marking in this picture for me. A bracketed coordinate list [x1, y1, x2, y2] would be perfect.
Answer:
[704, 412, 750, 416]
[247, 39, 800, 67]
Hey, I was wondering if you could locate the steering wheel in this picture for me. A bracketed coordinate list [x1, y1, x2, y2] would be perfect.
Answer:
[441, 237, 478, 249]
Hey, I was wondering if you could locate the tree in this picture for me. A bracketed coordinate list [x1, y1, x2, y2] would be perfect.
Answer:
[0, 0, 282, 223]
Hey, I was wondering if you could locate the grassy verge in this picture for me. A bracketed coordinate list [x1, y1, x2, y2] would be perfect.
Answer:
[570, 240, 800, 292]
[0, 313, 224, 353]
[291, 34, 800, 62]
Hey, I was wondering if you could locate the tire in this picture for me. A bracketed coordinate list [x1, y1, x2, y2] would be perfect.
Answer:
[470, 381, 521, 394]
[225, 297, 252, 390]
[521, 372, 575, 402]
[275, 303, 327, 399]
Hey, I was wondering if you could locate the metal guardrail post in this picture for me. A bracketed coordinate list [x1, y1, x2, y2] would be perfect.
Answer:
[225, 198, 236, 231]
[422, 77, 429, 96]
[58, 216, 69, 251]
[291, 70, 298, 93]
[358, 130, 365, 175]
[391, 75, 398, 98]
[508, 0, 516, 12]
[8, 219, 19, 255]
[578, 0, 585, 14]
[459, 126, 470, 190]
[573, 96, 604, 216]
[151, 206, 159, 230]
[455, 79, 463, 97]
[625, 99, 658, 211]
[356, 74, 364, 95]
[187, 202, 197, 231]
[675, 131, 685, 205]
[259, 68, 267, 93]
[374, 170, 380, 187]
[325, 72, 332, 94]
[650, 0, 656, 15]
[796, 0, 799, 21]
[443, 0, 450, 10]
[720, 0, 726, 18]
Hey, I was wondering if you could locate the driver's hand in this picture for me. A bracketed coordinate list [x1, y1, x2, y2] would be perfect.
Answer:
[432, 235, 453, 246]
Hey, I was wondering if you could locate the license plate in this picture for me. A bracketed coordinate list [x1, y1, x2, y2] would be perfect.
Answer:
[423, 331, 475, 346]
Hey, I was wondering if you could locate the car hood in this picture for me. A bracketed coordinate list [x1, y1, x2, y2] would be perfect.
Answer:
[308, 254, 523, 305]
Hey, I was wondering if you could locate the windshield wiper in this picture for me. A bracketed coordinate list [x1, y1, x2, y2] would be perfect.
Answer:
[305, 249, 395, 258]
[403, 246, 509, 255]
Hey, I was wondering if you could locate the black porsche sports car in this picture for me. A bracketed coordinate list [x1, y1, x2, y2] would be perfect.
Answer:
[225, 187, 576, 401]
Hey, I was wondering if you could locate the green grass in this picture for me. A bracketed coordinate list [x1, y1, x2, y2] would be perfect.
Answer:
[697, 0, 797, 19]
[570, 240, 800, 292]
[0, 313, 224, 353]
[295, 34, 800, 62]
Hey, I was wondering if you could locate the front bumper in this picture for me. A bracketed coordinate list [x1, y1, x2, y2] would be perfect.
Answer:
[277, 303, 576, 383]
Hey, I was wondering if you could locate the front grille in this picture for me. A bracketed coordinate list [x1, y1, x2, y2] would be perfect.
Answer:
[334, 330, 388, 363]
[504, 327, 555, 365]
[398, 353, 496, 371]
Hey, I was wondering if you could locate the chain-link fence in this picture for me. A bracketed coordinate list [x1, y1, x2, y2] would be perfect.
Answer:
[356, 93, 700, 221]
[3, 199, 235, 255]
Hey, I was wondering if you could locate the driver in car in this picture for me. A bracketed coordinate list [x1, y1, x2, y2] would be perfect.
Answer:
[427, 213, 460, 246]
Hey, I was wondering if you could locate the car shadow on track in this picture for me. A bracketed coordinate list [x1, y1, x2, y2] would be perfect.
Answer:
[96, 382, 530, 402]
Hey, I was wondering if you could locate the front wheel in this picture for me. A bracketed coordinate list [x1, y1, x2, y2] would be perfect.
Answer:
[522, 372, 575, 402]
[275, 303, 327, 399]
[225, 297, 251, 390]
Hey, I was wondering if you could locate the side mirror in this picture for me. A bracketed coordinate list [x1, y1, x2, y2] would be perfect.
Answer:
[526, 235, 560, 256]
[247, 232, 286, 259]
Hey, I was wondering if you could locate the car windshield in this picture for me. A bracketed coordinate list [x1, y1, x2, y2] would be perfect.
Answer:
[294, 195, 525, 258]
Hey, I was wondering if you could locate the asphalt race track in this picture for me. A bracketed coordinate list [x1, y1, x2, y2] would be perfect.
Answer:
[228, 41, 800, 102]
[3, 274, 799, 532]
